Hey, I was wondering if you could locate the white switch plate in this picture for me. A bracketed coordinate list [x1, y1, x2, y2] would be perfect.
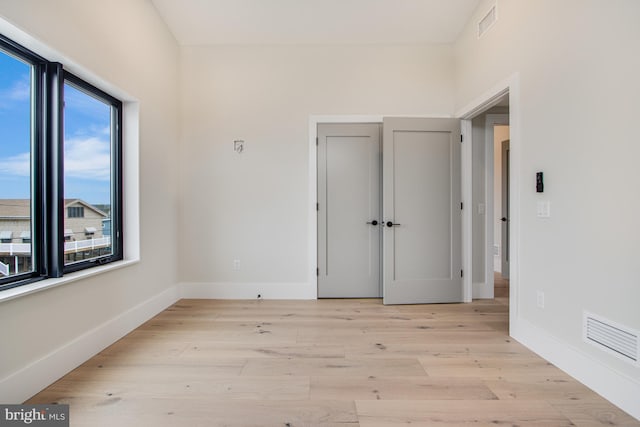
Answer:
[233, 259, 241, 270]
[537, 200, 551, 218]
[478, 203, 485, 215]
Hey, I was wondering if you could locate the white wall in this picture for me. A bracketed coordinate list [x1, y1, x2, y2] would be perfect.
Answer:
[178, 45, 455, 293]
[456, 0, 640, 417]
[0, 0, 180, 401]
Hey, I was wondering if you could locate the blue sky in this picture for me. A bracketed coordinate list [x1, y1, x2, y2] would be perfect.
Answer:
[0, 50, 112, 206]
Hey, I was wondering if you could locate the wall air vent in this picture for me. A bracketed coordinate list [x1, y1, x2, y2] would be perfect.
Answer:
[478, 4, 497, 38]
[583, 311, 639, 366]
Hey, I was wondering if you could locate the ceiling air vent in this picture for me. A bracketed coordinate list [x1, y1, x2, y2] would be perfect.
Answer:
[583, 311, 639, 365]
[478, 4, 497, 38]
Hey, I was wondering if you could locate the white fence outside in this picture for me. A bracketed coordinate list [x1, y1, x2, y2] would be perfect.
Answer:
[63, 236, 111, 254]
[0, 237, 111, 256]
[0, 261, 8, 276]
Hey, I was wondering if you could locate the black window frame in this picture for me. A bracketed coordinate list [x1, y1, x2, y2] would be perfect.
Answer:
[0, 33, 123, 291]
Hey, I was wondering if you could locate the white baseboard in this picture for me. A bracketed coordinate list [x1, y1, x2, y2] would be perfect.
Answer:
[473, 281, 494, 299]
[512, 317, 640, 421]
[0, 286, 179, 403]
[179, 282, 316, 300]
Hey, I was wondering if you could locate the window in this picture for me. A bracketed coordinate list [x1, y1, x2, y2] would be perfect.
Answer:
[63, 75, 120, 268]
[67, 206, 84, 218]
[0, 34, 123, 290]
[0, 39, 36, 281]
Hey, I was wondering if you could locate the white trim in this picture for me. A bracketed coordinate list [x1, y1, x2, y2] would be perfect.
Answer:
[456, 73, 520, 329]
[0, 286, 178, 403]
[179, 282, 315, 300]
[0, 260, 139, 304]
[123, 101, 141, 262]
[456, 75, 514, 119]
[513, 317, 640, 421]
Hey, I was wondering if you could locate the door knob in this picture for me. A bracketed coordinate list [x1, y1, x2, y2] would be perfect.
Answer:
[366, 220, 378, 226]
[501, 217, 508, 222]
[386, 221, 401, 227]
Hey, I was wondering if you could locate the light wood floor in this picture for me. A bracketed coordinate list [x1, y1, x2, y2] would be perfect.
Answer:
[27, 297, 638, 426]
[494, 272, 509, 299]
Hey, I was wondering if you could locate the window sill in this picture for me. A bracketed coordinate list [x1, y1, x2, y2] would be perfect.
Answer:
[0, 259, 139, 304]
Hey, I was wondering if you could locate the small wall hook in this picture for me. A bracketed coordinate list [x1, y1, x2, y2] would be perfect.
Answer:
[234, 140, 244, 154]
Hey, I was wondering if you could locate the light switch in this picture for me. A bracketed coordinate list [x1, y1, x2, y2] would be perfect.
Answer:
[536, 200, 551, 218]
[478, 203, 485, 215]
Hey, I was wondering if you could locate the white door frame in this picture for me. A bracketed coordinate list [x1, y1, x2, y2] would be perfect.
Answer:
[457, 73, 520, 330]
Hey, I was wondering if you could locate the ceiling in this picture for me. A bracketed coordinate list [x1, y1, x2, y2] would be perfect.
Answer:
[150, 0, 482, 45]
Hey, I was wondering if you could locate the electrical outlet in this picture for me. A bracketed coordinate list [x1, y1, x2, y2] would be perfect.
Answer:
[233, 259, 241, 271]
[536, 291, 545, 309]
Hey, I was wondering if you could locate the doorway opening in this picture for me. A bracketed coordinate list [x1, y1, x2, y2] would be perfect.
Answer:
[468, 102, 510, 301]
[461, 86, 515, 331]
[494, 126, 510, 302]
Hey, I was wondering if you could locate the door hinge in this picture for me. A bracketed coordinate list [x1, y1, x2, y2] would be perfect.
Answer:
[461, 202, 463, 210]
[461, 269, 464, 278]
[316, 202, 319, 211]
[316, 137, 319, 146]
[316, 268, 319, 276]
[460, 134, 463, 143]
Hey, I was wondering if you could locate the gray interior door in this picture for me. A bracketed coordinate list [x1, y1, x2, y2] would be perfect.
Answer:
[317, 123, 382, 298]
[501, 139, 510, 278]
[382, 118, 462, 305]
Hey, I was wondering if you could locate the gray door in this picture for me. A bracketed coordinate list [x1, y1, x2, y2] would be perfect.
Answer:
[382, 118, 462, 305]
[501, 139, 510, 278]
[317, 123, 382, 298]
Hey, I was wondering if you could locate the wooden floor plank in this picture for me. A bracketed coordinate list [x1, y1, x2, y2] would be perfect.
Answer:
[31, 376, 310, 401]
[28, 398, 359, 427]
[241, 357, 427, 377]
[310, 376, 498, 401]
[549, 400, 640, 427]
[356, 400, 574, 426]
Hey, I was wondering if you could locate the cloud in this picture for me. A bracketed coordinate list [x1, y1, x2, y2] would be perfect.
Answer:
[0, 137, 110, 181]
[0, 74, 30, 108]
[0, 152, 30, 176]
[64, 137, 111, 181]
[7, 77, 30, 101]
